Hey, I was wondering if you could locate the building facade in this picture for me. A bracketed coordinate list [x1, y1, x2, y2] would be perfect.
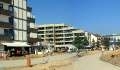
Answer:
[27, 6, 38, 45]
[104, 34, 120, 50]
[0, 0, 37, 56]
[37, 24, 85, 51]
[85, 32, 102, 45]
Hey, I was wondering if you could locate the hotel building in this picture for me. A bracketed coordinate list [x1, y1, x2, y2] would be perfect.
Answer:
[37, 24, 85, 51]
[0, 0, 37, 56]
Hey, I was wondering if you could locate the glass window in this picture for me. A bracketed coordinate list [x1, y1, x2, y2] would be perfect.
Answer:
[0, 3, 3, 10]
[9, 5, 13, 12]
[9, 17, 14, 24]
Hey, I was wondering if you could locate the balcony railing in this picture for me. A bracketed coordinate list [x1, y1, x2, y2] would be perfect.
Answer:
[27, 6, 32, 12]
[0, 9, 10, 16]
[0, 21, 13, 28]
[27, 17, 35, 23]
[0, 35, 13, 41]
[0, 0, 11, 4]
[28, 38, 39, 43]
[28, 28, 38, 33]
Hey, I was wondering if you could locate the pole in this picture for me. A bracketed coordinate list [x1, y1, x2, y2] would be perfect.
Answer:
[26, 55, 32, 67]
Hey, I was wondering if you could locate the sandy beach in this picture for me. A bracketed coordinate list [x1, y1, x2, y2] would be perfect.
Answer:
[7, 56, 76, 70]
[4, 51, 120, 70]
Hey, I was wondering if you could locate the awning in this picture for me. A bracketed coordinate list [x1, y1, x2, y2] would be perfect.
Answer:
[2, 42, 31, 47]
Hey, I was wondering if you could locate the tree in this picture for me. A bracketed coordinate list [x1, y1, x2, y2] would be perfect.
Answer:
[102, 38, 110, 49]
[96, 41, 100, 48]
[72, 36, 89, 49]
[117, 39, 120, 47]
[92, 39, 96, 48]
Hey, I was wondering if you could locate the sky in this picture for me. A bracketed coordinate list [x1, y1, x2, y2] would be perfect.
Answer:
[28, 0, 120, 35]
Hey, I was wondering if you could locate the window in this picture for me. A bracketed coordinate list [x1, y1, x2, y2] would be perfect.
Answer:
[9, 17, 14, 25]
[0, 3, 3, 10]
[9, 5, 13, 12]
[9, 5, 13, 16]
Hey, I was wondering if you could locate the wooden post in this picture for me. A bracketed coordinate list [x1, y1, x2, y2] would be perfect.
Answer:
[26, 55, 32, 67]
[3, 53, 7, 60]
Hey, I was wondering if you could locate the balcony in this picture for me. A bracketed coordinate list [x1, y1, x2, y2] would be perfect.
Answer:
[0, 21, 13, 28]
[0, 35, 13, 41]
[27, 6, 32, 12]
[0, 9, 10, 16]
[28, 38, 39, 43]
[27, 17, 35, 23]
[28, 28, 37, 33]
[0, 0, 11, 4]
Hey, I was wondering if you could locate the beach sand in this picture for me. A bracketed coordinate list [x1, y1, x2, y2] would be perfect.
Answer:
[7, 56, 76, 70]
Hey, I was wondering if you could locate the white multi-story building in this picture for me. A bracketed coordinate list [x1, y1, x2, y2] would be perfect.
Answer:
[0, 0, 37, 56]
[37, 24, 85, 51]
[85, 32, 102, 45]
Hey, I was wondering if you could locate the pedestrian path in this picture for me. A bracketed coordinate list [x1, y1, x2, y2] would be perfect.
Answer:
[73, 53, 120, 70]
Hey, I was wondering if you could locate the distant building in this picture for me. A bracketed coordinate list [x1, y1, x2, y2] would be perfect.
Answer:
[37, 24, 85, 51]
[104, 34, 120, 50]
[85, 32, 102, 46]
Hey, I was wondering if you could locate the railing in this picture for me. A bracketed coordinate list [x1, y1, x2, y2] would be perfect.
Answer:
[27, 17, 35, 23]
[0, 21, 13, 28]
[0, 9, 10, 16]
[28, 38, 39, 43]
[27, 6, 32, 12]
[0, 0, 11, 4]
[28, 28, 38, 33]
[0, 35, 13, 41]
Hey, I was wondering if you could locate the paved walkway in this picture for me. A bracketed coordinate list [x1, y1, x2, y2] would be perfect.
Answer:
[0, 53, 76, 70]
[73, 53, 120, 70]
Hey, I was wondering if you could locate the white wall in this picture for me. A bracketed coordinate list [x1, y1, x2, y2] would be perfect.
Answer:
[23, 10, 27, 20]
[23, 21, 27, 30]
[23, 31, 27, 41]
[19, 9, 23, 19]
[23, 0, 27, 9]
[19, 0, 22, 8]
[14, 7, 19, 17]
[13, 0, 27, 41]
[90, 34, 98, 43]
[19, 20, 23, 29]
[3, 3, 9, 10]
[14, 30, 19, 40]
[14, 0, 19, 7]
[30, 33, 37, 38]
[0, 28, 4, 35]
[0, 16, 9, 23]
[19, 31, 23, 40]
[30, 23, 35, 28]
[14, 18, 19, 29]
